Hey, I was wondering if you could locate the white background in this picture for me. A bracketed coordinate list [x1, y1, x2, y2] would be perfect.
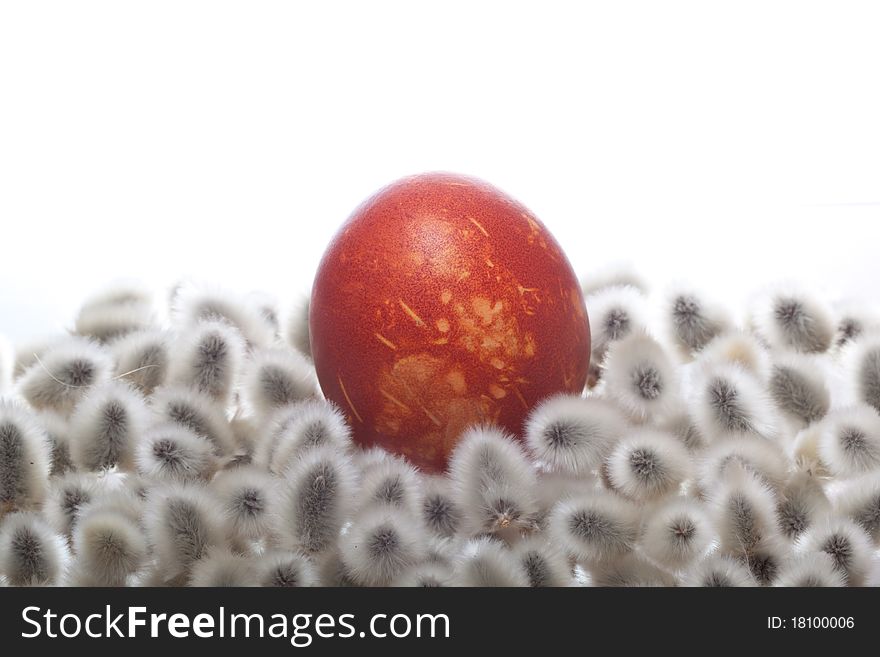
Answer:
[1, 1, 879, 341]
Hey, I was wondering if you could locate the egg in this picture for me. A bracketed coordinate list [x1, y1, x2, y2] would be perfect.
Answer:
[310, 172, 590, 472]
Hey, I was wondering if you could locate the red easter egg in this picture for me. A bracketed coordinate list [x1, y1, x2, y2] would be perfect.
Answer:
[310, 173, 590, 472]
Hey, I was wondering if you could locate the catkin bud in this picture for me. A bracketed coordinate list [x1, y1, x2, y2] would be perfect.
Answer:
[151, 385, 237, 456]
[640, 498, 713, 568]
[136, 423, 217, 482]
[548, 492, 641, 563]
[448, 425, 538, 535]
[796, 518, 874, 586]
[258, 550, 318, 587]
[774, 553, 846, 587]
[70, 507, 148, 586]
[18, 338, 113, 414]
[605, 428, 692, 501]
[817, 405, 880, 477]
[210, 466, 277, 543]
[691, 363, 778, 442]
[111, 329, 171, 395]
[452, 537, 529, 587]
[768, 355, 831, 427]
[751, 285, 835, 354]
[144, 484, 225, 581]
[0, 512, 69, 585]
[259, 399, 351, 473]
[274, 446, 357, 554]
[242, 348, 317, 418]
[189, 548, 258, 587]
[664, 285, 731, 357]
[511, 536, 572, 587]
[524, 395, 625, 475]
[602, 332, 679, 424]
[169, 320, 246, 405]
[682, 555, 757, 587]
[0, 401, 51, 512]
[68, 380, 149, 472]
[339, 506, 426, 586]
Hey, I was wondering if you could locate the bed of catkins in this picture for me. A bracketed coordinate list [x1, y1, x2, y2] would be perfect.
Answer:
[1, 267, 880, 587]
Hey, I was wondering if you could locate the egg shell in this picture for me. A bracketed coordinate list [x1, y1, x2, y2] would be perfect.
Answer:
[310, 172, 590, 472]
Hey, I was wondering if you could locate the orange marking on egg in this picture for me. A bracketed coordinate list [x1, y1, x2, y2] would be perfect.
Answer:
[512, 386, 529, 410]
[446, 370, 467, 395]
[525, 215, 541, 234]
[337, 375, 364, 423]
[420, 403, 442, 426]
[489, 383, 507, 399]
[398, 299, 425, 326]
[380, 387, 411, 412]
[374, 332, 397, 350]
[468, 216, 489, 238]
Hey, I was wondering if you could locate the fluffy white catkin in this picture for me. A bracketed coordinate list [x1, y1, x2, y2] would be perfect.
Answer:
[17, 337, 113, 414]
[452, 537, 529, 587]
[169, 320, 246, 406]
[136, 423, 217, 482]
[189, 548, 259, 587]
[0, 512, 69, 585]
[751, 285, 835, 355]
[111, 329, 171, 396]
[640, 498, 713, 568]
[448, 425, 538, 535]
[241, 348, 317, 418]
[691, 362, 778, 442]
[338, 505, 426, 586]
[70, 506, 148, 586]
[258, 550, 318, 587]
[0, 400, 51, 511]
[274, 446, 357, 554]
[682, 555, 757, 587]
[547, 492, 641, 563]
[767, 355, 831, 428]
[43, 471, 101, 536]
[511, 535, 572, 587]
[602, 332, 679, 424]
[663, 285, 731, 357]
[357, 456, 423, 517]
[151, 385, 237, 456]
[210, 465, 277, 543]
[604, 428, 692, 501]
[843, 333, 880, 412]
[73, 286, 157, 343]
[817, 406, 880, 477]
[796, 518, 874, 586]
[68, 380, 149, 472]
[144, 484, 225, 582]
[525, 395, 625, 475]
[419, 475, 463, 538]
[260, 399, 351, 473]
